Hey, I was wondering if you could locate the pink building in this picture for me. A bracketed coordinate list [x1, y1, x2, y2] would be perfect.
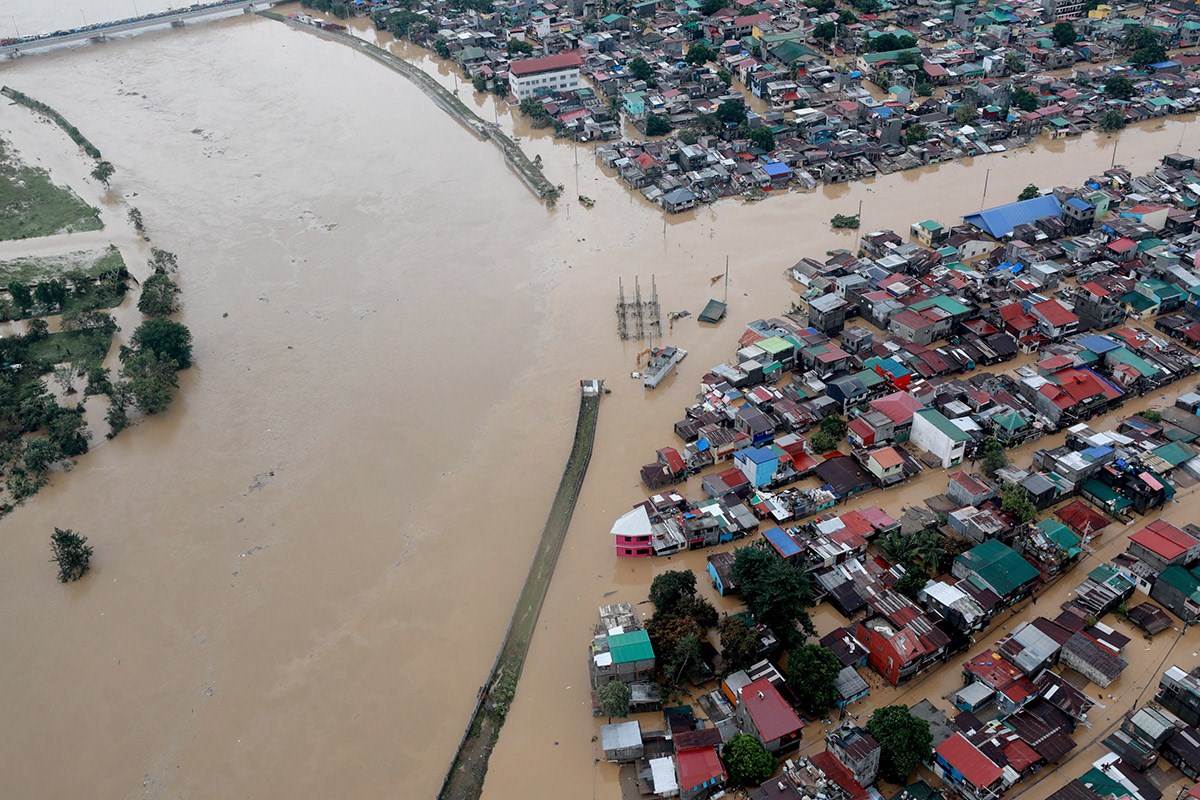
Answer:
[611, 505, 654, 557]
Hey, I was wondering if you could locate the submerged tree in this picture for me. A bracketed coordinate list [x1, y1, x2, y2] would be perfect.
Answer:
[597, 680, 631, 722]
[724, 733, 776, 786]
[866, 705, 932, 784]
[90, 160, 115, 188]
[50, 527, 93, 583]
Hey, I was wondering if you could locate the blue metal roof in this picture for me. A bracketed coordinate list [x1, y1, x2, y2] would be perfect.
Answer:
[740, 446, 777, 464]
[1076, 334, 1121, 353]
[762, 527, 802, 558]
[1066, 197, 1094, 212]
[762, 160, 792, 177]
[963, 195, 1063, 239]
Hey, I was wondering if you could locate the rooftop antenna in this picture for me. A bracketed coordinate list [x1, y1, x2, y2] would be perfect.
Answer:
[724, 255, 730, 303]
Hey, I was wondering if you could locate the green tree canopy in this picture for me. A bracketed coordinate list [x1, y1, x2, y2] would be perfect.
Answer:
[866, 705, 933, 783]
[628, 56, 655, 83]
[91, 160, 115, 188]
[646, 114, 673, 136]
[507, 37, 534, 54]
[597, 680, 631, 721]
[1124, 27, 1166, 68]
[716, 99, 747, 124]
[813, 21, 836, 42]
[137, 273, 182, 317]
[122, 349, 180, 415]
[50, 527, 93, 583]
[954, 104, 979, 124]
[809, 430, 837, 453]
[719, 615, 761, 675]
[903, 123, 928, 146]
[1052, 22, 1077, 47]
[980, 435, 1009, 476]
[701, 0, 728, 14]
[748, 125, 775, 152]
[130, 318, 193, 370]
[1000, 482, 1036, 523]
[1104, 74, 1134, 100]
[731, 547, 814, 647]
[786, 643, 842, 714]
[819, 416, 847, 439]
[686, 42, 717, 65]
[1018, 183, 1040, 201]
[724, 733, 776, 786]
[650, 569, 697, 613]
[1011, 87, 1038, 112]
[1099, 108, 1127, 133]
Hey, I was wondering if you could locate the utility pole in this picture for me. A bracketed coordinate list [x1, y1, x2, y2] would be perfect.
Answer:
[1111, 134, 1119, 168]
[11, 17, 20, 38]
[856, 199, 864, 251]
[981, 167, 991, 210]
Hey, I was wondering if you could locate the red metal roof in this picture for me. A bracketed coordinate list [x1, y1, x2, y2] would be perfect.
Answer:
[741, 678, 804, 742]
[508, 51, 582, 77]
[871, 391, 925, 425]
[1032, 299, 1079, 327]
[811, 751, 868, 800]
[937, 733, 1005, 788]
[1130, 519, 1198, 560]
[870, 447, 905, 469]
[658, 447, 686, 474]
[676, 746, 726, 792]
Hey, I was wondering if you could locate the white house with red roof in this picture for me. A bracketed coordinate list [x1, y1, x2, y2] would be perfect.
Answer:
[508, 51, 582, 99]
[1030, 298, 1080, 341]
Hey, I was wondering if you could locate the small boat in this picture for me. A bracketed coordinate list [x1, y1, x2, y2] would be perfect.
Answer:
[578, 195, 595, 207]
[642, 346, 687, 389]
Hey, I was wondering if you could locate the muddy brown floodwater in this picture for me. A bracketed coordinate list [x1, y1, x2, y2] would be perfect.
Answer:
[2, 7, 1200, 800]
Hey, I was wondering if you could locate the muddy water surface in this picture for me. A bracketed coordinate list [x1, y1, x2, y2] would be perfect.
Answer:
[1, 8, 1199, 800]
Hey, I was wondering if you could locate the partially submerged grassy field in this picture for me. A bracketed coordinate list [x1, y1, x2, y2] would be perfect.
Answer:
[0, 245, 123, 284]
[27, 327, 114, 371]
[0, 136, 102, 241]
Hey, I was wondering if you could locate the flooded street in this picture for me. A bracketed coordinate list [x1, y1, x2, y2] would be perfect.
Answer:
[2, 7, 1200, 800]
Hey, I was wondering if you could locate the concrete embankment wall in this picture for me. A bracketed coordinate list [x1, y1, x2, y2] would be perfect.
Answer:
[257, 12, 559, 203]
[437, 392, 600, 800]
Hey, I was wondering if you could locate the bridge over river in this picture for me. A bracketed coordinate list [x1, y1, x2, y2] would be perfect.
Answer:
[2, 0, 288, 57]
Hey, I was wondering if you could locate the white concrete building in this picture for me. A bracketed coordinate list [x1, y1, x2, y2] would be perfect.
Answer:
[910, 408, 970, 469]
[508, 51, 583, 99]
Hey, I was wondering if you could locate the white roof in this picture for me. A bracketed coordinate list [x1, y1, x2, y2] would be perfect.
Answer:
[924, 580, 968, 606]
[601, 720, 642, 752]
[650, 757, 679, 794]
[594, 652, 613, 668]
[611, 505, 652, 539]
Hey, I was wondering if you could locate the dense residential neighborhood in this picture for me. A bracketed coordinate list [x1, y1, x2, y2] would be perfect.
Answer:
[358, 0, 1200, 210]
[585, 149, 1200, 800]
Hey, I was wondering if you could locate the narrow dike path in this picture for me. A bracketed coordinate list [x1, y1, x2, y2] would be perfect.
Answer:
[434, 392, 601, 800]
[258, 12, 560, 203]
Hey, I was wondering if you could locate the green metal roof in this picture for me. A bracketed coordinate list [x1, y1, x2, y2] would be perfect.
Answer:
[1083, 479, 1133, 510]
[911, 295, 970, 316]
[993, 410, 1027, 431]
[608, 629, 654, 664]
[1153, 441, 1195, 467]
[915, 408, 971, 442]
[853, 368, 885, 388]
[955, 539, 1039, 597]
[757, 336, 793, 355]
[1160, 565, 1200, 601]
[1106, 346, 1160, 377]
[1035, 519, 1082, 557]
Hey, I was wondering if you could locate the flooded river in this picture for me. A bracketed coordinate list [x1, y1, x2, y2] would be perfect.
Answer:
[2, 7, 1200, 800]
